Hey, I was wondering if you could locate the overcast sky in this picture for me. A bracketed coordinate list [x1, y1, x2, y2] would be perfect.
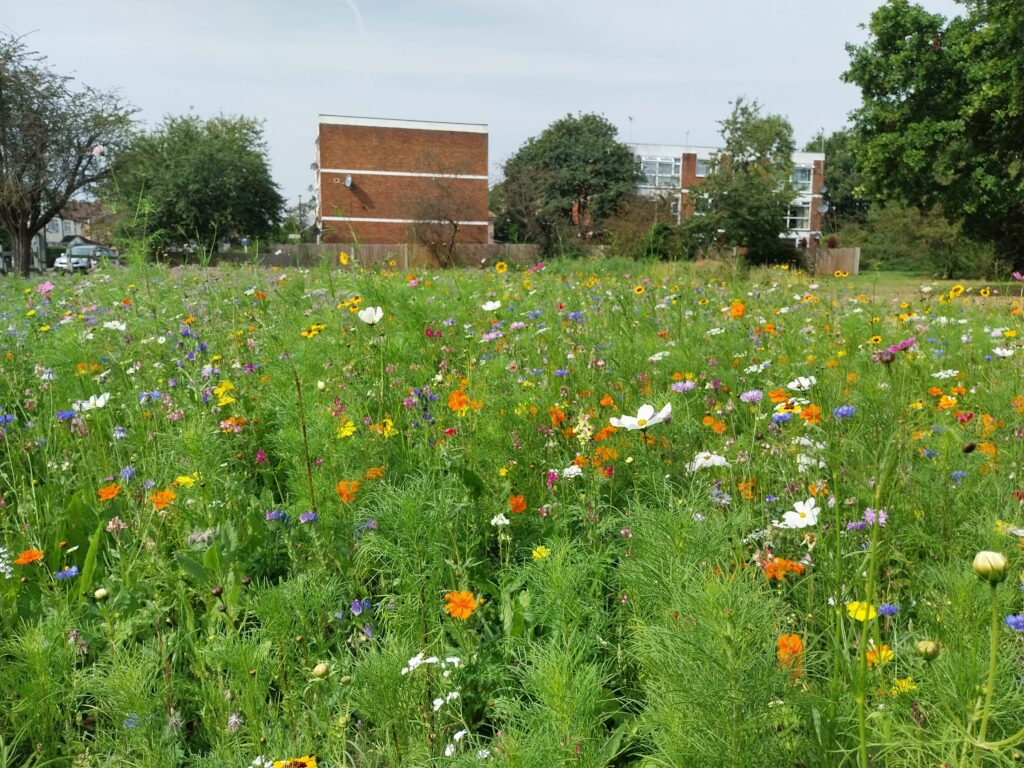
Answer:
[5, 0, 964, 205]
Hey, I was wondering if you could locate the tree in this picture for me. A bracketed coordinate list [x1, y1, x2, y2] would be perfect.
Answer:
[0, 35, 135, 276]
[844, 0, 1024, 267]
[690, 98, 796, 262]
[109, 114, 284, 256]
[501, 113, 641, 255]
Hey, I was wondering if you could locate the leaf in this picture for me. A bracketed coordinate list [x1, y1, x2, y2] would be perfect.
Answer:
[454, 466, 487, 500]
[175, 553, 209, 584]
[77, 520, 105, 601]
[203, 544, 223, 580]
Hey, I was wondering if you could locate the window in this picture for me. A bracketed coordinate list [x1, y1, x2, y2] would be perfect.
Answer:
[636, 155, 681, 189]
[47, 220, 60, 233]
[695, 158, 711, 177]
[791, 167, 812, 194]
[787, 204, 810, 231]
[63, 220, 73, 234]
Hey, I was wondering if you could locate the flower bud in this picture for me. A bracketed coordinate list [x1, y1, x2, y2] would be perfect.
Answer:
[94, 587, 109, 601]
[211, 585, 224, 597]
[972, 551, 1008, 584]
[914, 639, 940, 661]
[312, 662, 329, 679]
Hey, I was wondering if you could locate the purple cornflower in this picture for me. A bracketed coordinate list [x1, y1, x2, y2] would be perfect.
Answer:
[119, 466, 135, 481]
[833, 405, 856, 419]
[299, 510, 318, 524]
[863, 508, 887, 527]
[112, 425, 128, 439]
[672, 380, 696, 393]
[772, 412, 792, 424]
[54, 565, 79, 580]
[350, 597, 371, 616]
[56, 410, 75, 421]
[1006, 614, 1024, 632]
[739, 389, 764, 404]
[878, 603, 899, 616]
[265, 508, 286, 522]
[951, 470, 968, 485]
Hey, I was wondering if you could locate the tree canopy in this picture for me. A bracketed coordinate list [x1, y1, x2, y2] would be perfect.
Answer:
[844, 0, 1024, 266]
[109, 114, 284, 255]
[0, 34, 135, 275]
[804, 129, 870, 233]
[690, 98, 796, 261]
[500, 113, 640, 255]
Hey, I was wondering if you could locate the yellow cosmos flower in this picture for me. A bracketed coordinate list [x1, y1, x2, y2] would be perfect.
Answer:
[532, 545, 551, 560]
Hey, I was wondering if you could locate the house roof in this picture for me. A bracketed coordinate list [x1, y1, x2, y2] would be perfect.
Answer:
[60, 201, 106, 222]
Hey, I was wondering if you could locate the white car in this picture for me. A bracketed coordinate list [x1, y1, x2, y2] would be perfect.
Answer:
[54, 245, 117, 272]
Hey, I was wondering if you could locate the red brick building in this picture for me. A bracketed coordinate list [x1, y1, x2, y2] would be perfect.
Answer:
[314, 115, 490, 245]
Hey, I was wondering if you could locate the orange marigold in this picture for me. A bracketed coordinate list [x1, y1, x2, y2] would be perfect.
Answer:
[150, 488, 176, 510]
[508, 494, 527, 514]
[97, 483, 121, 502]
[444, 590, 480, 620]
[336, 479, 361, 503]
[14, 547, 44, 565]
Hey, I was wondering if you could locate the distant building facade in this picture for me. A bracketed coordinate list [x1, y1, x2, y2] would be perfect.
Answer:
[314, 115, 490, 245]
[629, 143, 826, 242]
[44, 202, 107, 245]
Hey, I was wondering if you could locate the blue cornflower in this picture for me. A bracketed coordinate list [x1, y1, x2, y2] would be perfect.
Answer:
[1006, 614, 1024, 632]
[878, 603, 899, 616]
[54, 565, 79, 580]
[56, 410, 75, 421]
[119, 466, 135, 481]
[555, 369, 569, 377]
[0, 414, 14, 425]
[265, 508, 286, 522]
[123, 713, 140, 729]
[772, 412, 792, 424]
[833, 405, 856, 419]
[951, 470, 968, 485]
[299, 510, 318, 524]
[350, 597, 372, 617]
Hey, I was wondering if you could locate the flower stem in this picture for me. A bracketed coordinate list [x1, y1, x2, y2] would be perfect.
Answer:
[973, 583, 1001, 766]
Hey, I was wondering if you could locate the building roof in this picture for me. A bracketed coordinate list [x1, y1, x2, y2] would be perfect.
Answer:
[60, 201, 106, 222]
[318, 114, 488, 134]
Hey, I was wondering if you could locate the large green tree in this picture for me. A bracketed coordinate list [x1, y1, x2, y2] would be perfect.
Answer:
[690, 98, 796, 261]
[110, 114, 284, 255]
[501, 113, 640, 255]
[844, 0, 1024, 267]
[0, 35, 135, 276]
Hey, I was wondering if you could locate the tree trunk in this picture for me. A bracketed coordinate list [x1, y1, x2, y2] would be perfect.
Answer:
[11, 226, 34, 278]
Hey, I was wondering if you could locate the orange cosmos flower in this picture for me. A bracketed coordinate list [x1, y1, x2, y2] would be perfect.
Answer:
[599, 395, 614, 407]
[777, 633, 804, 675]
[364, 465, 385, 480]
[508, 495, 527, 514]
[14, 547, 44, 565]
[763, 558, 806, 581]
[549, 405, 566, 428]
[730, 300, 746, 319]
[448, 390, 470, 413]
[938, 395, 958, 410]
[737, 480, 755, 501]
[800, 404, 822, 424]
[444, 590, 480, 620]
[768, 388, 790, 404]
[336, 480, 361, 503]
[866, 642, 895, 669]
[97, 483, 121, 502]
[150, 488, 176, 510]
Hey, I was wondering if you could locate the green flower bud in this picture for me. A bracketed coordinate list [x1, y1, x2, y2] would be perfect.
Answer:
[972, 551, 1008, 584]
[312, 662, 329, 679]
[93, 587, 109, 601]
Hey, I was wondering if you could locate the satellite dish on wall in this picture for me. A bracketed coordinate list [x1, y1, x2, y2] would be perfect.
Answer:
[344, 175, 353, 188]
[817, 203, 830, 214]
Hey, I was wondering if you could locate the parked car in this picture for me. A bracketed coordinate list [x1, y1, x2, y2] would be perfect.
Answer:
[54, 244, 118, 272]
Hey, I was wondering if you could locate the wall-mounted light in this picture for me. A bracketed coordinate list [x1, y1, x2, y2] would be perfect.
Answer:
[310, 162, 319, 171]
[344, 174, 353, 188]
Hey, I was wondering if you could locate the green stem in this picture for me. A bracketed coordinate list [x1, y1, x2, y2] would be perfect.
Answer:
[973, 584, 1001, 766]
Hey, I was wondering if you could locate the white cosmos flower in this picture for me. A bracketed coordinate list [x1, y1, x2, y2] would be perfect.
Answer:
[787, 375, 817, 391]
[686, 451, 730, 472]
[610, 403, 671, 430]
[775, 497, 820, 529]
[931, 369, 960, 379]
[102, 321, 126, 331]
[481, 300, 501, 311]
[357, 306, 384, 325]
[993, 346, 1014, 358]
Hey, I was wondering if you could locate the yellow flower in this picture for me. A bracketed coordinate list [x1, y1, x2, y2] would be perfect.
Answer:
[274, 757, 317, 768]
[339, 251, 350, 266]
[889, 677, 918, 696]
[336, 419, 356, 439]
[949, 284, 965, 298]
[633, 285, 645, 295]
[980, 287, 991, 298]
[173, 474, 197, 488]
[495, 261, 508, 274]
[532, 545, 551, 560]
[866, 641, 894, 668]
[846, 601, 878, 622]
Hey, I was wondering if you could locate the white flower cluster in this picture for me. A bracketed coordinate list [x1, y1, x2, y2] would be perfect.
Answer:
[400, 652, 462, 676]
[0, 547, 12, 579]
[686, 451, 730, 472]
[72, 392, 111, 412]
[931, 369, 960, 379]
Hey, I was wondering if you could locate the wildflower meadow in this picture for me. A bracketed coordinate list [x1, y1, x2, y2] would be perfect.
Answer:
[1, 257, 1023, 767]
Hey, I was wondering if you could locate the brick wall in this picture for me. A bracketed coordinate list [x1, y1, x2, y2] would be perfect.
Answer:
[316, 118, 489, 245]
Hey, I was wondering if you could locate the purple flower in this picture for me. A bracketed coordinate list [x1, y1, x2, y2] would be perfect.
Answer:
[56, 410, 75, 421]
[739, 389, 764, 404]
[54, 565, 79, 580]
[350, 597, 372, 617]
[863, 508, 887, 527]
[887, 337, 916, 353]
[951, 470, 968, 485]
[833, 405, 856, 419]
[672, 380, 696, 393]
[299, 510, 318, 524]
[878, 603, 899, 616]
[265, 508, 286, 522]
[119, 466, 135, 481]
[772, 412, 792, 424]
[1006, 614, 1024, 631]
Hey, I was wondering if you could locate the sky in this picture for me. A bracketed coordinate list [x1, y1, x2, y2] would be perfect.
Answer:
[5, 0, 965, 205]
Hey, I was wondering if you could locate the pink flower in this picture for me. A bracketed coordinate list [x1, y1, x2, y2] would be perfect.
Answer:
[1013, 271, 1024, 282]
[254, 449, 268, 464]
[36, 282, 55, 296]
